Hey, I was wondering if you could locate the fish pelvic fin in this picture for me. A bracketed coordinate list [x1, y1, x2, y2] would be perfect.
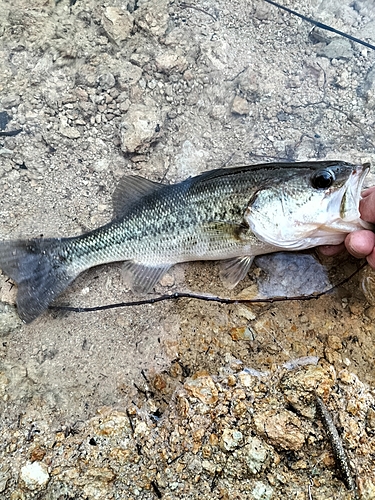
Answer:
[121, 261, 171, 293]
[0, 239, 76, 323]
[219, 256, 254, 289]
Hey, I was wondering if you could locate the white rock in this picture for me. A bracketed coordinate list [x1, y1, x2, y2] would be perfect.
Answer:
[20, 462, 49, 490]
[59, 116, 81, 139]
[118, 62, 143, 89]
[120, 104, 164, 153]
[221, 428, 243, 451]
[155, 51, 188, 74]
[134, 0, 169, 36]
[231, 96, 249, 115]
[102, 7, 134, 45]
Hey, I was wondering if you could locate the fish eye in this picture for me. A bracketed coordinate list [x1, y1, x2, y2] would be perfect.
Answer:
[311, 169, 335, 189]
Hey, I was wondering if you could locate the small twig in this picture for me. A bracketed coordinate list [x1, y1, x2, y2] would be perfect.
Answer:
[126, 409, 142, 456]
[180, 2, 217, 21]
[49, 262, 366, 315]
[315, 396, 357, 494]
[151, 480, 163, 499]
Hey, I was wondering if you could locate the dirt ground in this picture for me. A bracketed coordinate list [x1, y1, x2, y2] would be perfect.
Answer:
[0, 0, 375, 498]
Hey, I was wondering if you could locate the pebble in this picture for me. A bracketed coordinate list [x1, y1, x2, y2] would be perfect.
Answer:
[236, 305, 256, 321]
[318, 37, 354, 60]
[92, 158, 111, 173]
[120, 103, 164, 153]
[243, 437, 272, 474]
[221, 428, 243, 450]
[97, 72, 116, 90]
[133, 0, 169, 37]
[117, 62, 143, 89]
[253, 409, 305, 450]
[0, 303, 22, 336]
[184, 373, 218, 405]
[20, 462, 49, 491]
[102, 7, 134, 45]
[251, 481, 274, 500]
[1, 94, 21, 108]
[326, 335, 342, 351]
[59, 116, 81, 139]
[230, 326, 255, 341]
[231, 96, 250, 115]
[155, 51, 188, 74]
[159, 272, 175, 287]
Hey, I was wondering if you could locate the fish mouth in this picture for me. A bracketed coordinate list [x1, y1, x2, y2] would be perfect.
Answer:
[340, 162, 373, 229]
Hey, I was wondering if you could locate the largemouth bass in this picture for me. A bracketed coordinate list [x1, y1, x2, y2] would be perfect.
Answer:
[0, 160, 371, 323]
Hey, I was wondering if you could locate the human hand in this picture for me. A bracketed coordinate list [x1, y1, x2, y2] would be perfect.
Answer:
[319, 186, 375, 268]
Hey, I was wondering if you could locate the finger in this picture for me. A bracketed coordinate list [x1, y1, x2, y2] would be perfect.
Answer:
[345, 231, 375, 258]
[361, 186, 375, 198]
[360, 193, 375, 223]
[367, 248, 375, 269]
[317, 243, 345, 256]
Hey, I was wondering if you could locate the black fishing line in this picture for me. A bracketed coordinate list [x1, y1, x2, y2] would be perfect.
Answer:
[262, 0, 375, 52]
[49, 262, 366, 315]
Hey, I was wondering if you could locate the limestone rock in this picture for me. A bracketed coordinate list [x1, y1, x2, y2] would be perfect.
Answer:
[0, 302, 22, 336]
[20, 462, 49, 491]
[221, 428, 243, 451]
[120, 103, 164, 153]
[253, 409, 305, 450]
[133, 0, 169, 37]
[117, 62, 143, 89]
[231, 96, 249, 115]
[155, 51, 188, 74]
[318, 37, 353, 59]
[184, 373, 218, 405]
[102, 7, 134, 45]
[59, 116, 81, 139]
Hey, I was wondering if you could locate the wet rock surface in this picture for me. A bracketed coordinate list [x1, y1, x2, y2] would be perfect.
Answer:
[0, 0, 375, 498]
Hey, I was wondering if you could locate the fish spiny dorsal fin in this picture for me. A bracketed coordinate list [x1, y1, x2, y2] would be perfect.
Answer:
[112, 175, 167, 219]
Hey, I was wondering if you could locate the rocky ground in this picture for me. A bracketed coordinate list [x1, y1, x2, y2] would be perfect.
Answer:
[0, 0, 375, 498]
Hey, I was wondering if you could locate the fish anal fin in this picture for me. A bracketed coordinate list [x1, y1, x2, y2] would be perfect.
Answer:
[112, 175, 166, 219]
[219, 256, 254, 289]
[121, 261, 171, 293]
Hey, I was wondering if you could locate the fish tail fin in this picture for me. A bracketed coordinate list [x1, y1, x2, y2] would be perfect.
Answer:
[0, 238, 76, 323]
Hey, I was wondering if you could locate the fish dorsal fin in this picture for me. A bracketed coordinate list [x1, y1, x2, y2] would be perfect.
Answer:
[112, 175, 167, 219]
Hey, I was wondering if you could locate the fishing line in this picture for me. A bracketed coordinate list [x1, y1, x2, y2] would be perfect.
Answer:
[262, 0, 375, 52]
[49, 261, 367, 315]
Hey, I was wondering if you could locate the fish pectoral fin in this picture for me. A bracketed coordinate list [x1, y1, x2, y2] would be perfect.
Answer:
[121, 261, 171, 293]
[112, 175, 167, 219]
[219, 256, 254, 289]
